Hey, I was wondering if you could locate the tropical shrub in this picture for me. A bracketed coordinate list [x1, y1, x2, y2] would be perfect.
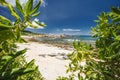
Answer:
[0, 0, 45, 80]
[57, 7, 120, 80]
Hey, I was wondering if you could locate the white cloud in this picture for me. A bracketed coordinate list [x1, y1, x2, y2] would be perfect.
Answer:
[6, 0, 47, 7]
[41, 0, 47, 7]
[27, 18, 44, 29]
[34, 18, 39, 22]
[62, 28, 81, 32]
[6, 0, 27, 6]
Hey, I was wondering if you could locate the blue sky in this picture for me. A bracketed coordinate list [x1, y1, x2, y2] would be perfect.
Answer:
[0, 0, 119, 35]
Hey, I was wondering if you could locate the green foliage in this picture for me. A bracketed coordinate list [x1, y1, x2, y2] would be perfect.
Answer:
[0, 0, 45, 80]
[56, 75, 74, 80]
[0, 49, 42, 80]
[58, 7, 120, 80]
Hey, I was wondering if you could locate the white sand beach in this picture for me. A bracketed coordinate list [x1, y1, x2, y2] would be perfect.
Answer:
[17, 42, 73, 80]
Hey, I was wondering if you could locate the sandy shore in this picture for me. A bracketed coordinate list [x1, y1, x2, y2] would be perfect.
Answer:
[17, 42, 73, 80]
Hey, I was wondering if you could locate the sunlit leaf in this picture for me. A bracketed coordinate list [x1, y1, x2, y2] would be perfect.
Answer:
[7, 3, 20, 20]
[26, 59, 35, 68]
[0, 16, 11, 25]
[13, 49, 27, 58]
[0, 0, 7, 5]
[0, 23, 13, 29]
[32, 11, 41, 17]
[2, 55, 12, 60]
[26, 0, 33, 16]
[35, 21, 46, 27]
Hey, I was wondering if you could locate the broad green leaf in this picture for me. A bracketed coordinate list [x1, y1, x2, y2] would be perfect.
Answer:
[113, 16, 120, 22]
[18, 38, 27, 43]
[94, 20, 100, 23]
[35, 21, 46, 26]
[7, 3, 20, 20]
[1, 55, 12, 60]
[73, 40, 77, 49]
[23, 68, 35, 73]
[10, 68, 20, 75]
[30, 0, 41, 15]
[32, 11, 41, 17]
[11, 68, 34, 75]
[0, 29, 14, 42]
[0, 0, 7, 5]
[0, 0, 5, 3]
[0, 16, 11, 25]
[26, 0, 33, 16]
[26, 59, 35, 68]
[16, 0, 24, 16]
[0, 23, 13, 29]
[0, 0, 44, 79]
[13, 49, 27, 58]
[78, 73, 81, 80]
[115, 36, 120, 41]
[111, 7, 120, 14]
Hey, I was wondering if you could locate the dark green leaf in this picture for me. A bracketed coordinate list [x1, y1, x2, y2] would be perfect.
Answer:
[111, 7, 120, 14]
[16, 0, 24, 16]
[30, 0, 41, 15]
[0, 16, 11, 25]
[26, 59, 35, 68]
[13, 49, 26, 58]
[26, 0, 33, 15]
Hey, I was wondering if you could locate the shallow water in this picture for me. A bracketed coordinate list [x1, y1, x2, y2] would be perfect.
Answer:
[35, 35, 96, 45]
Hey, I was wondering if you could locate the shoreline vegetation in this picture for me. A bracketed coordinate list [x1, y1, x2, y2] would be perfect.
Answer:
[1, 0, 119, 79]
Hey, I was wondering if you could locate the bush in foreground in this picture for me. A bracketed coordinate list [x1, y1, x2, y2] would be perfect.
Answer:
[0, 0, 45, 80]
[57, 7, 120, 80]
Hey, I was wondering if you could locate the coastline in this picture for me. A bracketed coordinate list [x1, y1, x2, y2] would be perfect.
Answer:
[22, 35, 74, 50]
[22, 34, 95, 50]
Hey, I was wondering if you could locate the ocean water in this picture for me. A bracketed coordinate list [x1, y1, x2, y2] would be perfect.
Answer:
[36, 35, 96, 44]
[63, 35, 96, 42]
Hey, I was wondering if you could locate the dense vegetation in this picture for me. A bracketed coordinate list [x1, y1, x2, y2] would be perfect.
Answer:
[0, 0, 120, 80]
[0, 0, 45, 80]
[57, 7, 120, 80]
